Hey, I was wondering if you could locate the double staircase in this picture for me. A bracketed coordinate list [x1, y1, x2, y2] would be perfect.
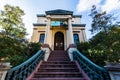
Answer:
[28, 50, 89, 80]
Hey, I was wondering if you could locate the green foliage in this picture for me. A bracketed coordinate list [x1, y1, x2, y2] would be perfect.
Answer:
[7, 55, 27, 67]
[0, 4, 41, 67]
[77, 42, 90, 57]
[0, 36, 41, 67]
[105, 27, 120, 62]
[77, 27, 120, 66]
[26, 42, 41, 57]
[0, 36, 27, 66]
[85, 5, 120, 66]
[0, 4, 26, 39]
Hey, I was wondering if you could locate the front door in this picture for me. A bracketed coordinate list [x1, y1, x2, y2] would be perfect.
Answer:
[54, 32, 64, 50]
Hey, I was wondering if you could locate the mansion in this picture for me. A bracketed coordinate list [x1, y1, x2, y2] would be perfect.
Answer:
[31, 9, 87, 50]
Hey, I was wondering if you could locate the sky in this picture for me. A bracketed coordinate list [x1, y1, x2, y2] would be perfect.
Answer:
[0, 0, 120, 40]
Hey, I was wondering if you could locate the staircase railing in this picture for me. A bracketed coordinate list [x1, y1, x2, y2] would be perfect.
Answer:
[73, 49, 111, 80]
[5, 50, 45, 80]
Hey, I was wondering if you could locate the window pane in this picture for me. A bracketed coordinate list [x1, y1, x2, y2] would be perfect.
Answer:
[39, 34, 45, 44]
[74, 34, 79, 45]
[51, 20, 67, 26]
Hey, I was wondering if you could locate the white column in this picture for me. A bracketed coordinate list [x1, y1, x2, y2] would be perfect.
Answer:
[44, 17, 50, 44]
[67, 30, 69, 47]
[68, 17, 74, 44]
[83, 29, 87, 41]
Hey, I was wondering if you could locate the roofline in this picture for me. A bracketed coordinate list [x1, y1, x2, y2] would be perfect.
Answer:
[73, 15, 82, 18]
[33, 23, 46, 26]
[37, 14, 46, 17]
[72, 24, 86, 27]
[37, 14, 82, 17]
[45, 9, 73, 15]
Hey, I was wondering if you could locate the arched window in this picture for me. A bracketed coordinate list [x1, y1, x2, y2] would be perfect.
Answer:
[73, 34, 79, 45]
[39, 34, 45, 44]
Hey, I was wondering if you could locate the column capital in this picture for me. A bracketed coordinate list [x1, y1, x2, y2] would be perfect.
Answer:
[46, 15, 51, 19]
[68, 15, 72, 19]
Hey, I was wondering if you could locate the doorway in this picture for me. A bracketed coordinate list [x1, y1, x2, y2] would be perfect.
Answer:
[54, 32, 64, 50]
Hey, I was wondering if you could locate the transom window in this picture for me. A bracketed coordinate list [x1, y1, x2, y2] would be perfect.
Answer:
[51, 20, 67, 26]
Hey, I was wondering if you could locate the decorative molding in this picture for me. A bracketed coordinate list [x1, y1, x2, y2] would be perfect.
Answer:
[73, 15, 82, 18]
[33, 23, 86, 28]
[46, 15, 51, 19]
[38, 31, 45, 32]
[33, 23, 46, 26]
[33, 28, 37, 30]
[73, 31, 80, 33]
[37, 14, 46, 17]
[72, 24, 86, 27]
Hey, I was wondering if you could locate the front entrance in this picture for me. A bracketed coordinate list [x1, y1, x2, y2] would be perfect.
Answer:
[54, 32, 64, 50]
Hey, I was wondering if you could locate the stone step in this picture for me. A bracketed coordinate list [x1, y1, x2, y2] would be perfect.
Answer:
[48, 57, 69, 59]
[40, 65, 77, 68]
[38, 68, 80, 72]
[41, 63, 76, 66]
[34, 72, 83, 78]
[48, 59, 70, 61]
[42, 61, 75, 64]
[38, 67, 78, 70]
[30, 78, 87, 80]
[48, 59, 69, 61]
[28, 50, 88, 80]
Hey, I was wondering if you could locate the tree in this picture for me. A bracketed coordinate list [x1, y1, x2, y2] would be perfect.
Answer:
[105, 26, 120, 62]
[76, 5, 120, 67]
[89, 5, 115, 33]
[0, 4, 26, 39]
[0, 5, 41, 67]
[77, 26, 120, 66]
[0, 4, 27, 66]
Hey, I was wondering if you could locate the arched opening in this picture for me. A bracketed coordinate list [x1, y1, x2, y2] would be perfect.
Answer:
[54, 32, 64, 50]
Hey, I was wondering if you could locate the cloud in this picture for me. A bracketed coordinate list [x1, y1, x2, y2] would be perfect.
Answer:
[77, 0, 120, 13]
[77, 0, 102, 12]
[102, 0, 120, 12]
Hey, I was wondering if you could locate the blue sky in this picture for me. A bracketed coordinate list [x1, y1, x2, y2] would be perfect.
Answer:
[0, 0, 120, 40]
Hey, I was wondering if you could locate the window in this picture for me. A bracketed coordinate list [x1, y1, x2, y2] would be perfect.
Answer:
[39, 34, 45, 44]
[73, 34, 79, 45]
[51, 20, 67, 26]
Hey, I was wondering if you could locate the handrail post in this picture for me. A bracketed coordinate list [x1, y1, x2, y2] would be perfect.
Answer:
[66, 44, 76, 61]
[0, 62, 11, 80]
[105, 63, 120, 80]
[41, 44, 52, 61]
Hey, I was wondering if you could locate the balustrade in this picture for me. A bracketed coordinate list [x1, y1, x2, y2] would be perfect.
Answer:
[5, 50, 45, 80]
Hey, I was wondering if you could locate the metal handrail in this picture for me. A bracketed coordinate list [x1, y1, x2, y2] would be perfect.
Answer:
[73, 49, 111, 80]
[5, 50, 45, 80]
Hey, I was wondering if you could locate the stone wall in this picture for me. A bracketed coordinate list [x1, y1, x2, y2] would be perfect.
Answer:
[0, 62, 11, 80]
[105, 63, 120, 80]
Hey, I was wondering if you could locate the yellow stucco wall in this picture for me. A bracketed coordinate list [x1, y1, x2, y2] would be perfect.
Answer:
[49, 27, 67, 50]
[30, 26, 46, 42]
[31, 25, 86, 50]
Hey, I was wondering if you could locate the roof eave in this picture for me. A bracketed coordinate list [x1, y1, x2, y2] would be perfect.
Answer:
[33, 23, 46, 26]
[72, 24, 86, 27]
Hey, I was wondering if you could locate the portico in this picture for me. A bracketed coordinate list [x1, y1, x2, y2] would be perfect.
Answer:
[31, 9, 87, 50]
